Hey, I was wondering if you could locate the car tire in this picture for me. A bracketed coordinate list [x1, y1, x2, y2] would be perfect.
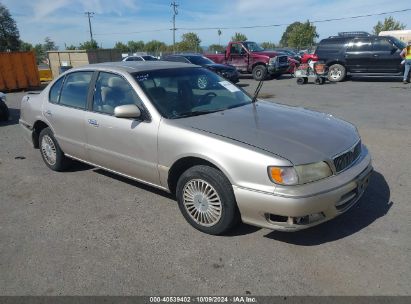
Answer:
[176, 165, 240, 235]
[39, 127, 71, 171]
[328, 64, 346, 82]
[0, 102, 9, 121]
[252, 65, 267, 81]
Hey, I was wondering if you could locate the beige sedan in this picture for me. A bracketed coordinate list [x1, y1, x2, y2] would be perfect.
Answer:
[19, 61, 372, 235]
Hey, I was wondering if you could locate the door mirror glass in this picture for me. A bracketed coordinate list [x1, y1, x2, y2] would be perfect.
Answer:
[114, 104, 141, 119]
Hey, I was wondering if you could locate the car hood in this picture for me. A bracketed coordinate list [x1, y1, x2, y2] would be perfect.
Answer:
[204, 63, 235, 70]
[251, 51, 281, 58]
[176, 101, 359, 165]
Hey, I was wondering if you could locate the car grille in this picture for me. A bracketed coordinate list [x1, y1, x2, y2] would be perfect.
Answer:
[333, 141, 361, 173]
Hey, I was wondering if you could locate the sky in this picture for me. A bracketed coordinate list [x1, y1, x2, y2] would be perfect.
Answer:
[2, 0, 410, 49]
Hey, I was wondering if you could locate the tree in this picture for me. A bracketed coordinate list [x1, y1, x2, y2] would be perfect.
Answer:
[208, 44, 225, 53]
[231, 32, 247, 42]
[19, 41, 33, 51]
[144, 40, 168, 53]
[373, 16, 406, 35]
[43, 37, 58, 51]
[33, 43, 45, 64]
[65, 45, 77, 50]
[127, 40, 144, 53]
[287, 21, 318, 49]
[0, 3, 20, 51]
[114, 41, 129, 52]
[279, 22, 302, 47]
[177, 32, 201, 52]
[79, 39, 99, 50]
[260, 41, 276, 50]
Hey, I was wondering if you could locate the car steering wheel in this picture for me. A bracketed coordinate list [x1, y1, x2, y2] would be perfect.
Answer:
[198, 92, 217, 106]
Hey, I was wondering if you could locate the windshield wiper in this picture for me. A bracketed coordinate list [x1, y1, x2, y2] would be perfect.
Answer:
[174, 109, 221, 118]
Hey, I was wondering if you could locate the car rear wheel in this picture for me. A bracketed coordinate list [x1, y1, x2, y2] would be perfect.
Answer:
[176, 165, 240, 235]
[252, 65, 267, 81]
[39, 127, 71, 171]
[328, 64, 346, 82]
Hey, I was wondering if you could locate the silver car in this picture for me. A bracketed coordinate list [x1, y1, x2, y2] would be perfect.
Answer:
[19, 61, 373, 235]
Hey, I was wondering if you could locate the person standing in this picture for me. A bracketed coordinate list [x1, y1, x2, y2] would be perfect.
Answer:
[400, 40, 411, 84]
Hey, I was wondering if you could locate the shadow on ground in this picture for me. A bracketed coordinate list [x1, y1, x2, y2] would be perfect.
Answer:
[265, 171, 392, 245]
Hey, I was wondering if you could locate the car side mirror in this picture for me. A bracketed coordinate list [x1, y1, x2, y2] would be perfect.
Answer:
[114, 104, 141, 119]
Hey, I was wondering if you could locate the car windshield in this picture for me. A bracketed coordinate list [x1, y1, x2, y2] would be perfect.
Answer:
[390, 37, 406, 49]
[185, 56, 214, 65]
[243, 42, 264, 52]
[134, 67, 251, 119]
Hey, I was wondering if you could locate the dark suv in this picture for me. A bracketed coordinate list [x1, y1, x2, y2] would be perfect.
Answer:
[315, 32, 407, 82]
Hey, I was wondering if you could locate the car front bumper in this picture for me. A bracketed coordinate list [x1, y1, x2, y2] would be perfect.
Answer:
[233, 148, 373, 231]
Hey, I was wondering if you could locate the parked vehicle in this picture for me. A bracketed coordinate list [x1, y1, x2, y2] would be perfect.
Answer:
[122, 55, 158, 62]
[315, 31, 406, 82]
[300, 53, 319, 64]
[19, 61, 372, 235]
[162, 54, 239, 83]
[0, 92, 9, 121]
[205, 41, 289, 80]
[275, 49, 302, 61]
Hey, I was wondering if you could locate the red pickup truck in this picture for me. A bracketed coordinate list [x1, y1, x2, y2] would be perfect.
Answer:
[205, 41, 290, 81]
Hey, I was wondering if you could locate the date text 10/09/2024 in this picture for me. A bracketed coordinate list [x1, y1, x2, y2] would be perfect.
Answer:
[149, 296, 257, 303]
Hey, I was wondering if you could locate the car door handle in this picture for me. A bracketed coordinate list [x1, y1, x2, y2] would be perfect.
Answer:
[88, 119, 99, 127]
[44, 110, 52, 116]
[373, 54, 379, 57]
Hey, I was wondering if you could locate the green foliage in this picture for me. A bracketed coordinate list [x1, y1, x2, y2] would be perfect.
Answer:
[286, 20, 318, 49]
[144, 40, 168, 53]
[208, 44, 225, 53]
[33, 43, 45, 64]
[0, 3, 20, 51]
[79, 39, 99, 50]
[65, 45, 77, 50]
[177, 32, 202, 52]
[231, 32, 247, 42]
[260, 41, 276, 50]
[114, 41, 129, 52]
[373, 16, 406, 35]
[43, 37, 58, 51]
[127, 40, 145, 52]
[19, 41, 33, 51]
[279, 22, 302, 47]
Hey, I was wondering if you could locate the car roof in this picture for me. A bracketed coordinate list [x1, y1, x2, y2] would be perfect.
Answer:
[70, 61, 198, 74]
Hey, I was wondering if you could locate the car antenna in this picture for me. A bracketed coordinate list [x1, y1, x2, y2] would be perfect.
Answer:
[252, 71, 266, 103]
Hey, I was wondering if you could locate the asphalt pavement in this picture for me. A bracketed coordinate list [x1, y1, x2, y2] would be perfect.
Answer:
[0, 76, 410, 295]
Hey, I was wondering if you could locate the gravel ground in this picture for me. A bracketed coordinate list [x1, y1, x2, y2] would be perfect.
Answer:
[0, 75, 410, 296]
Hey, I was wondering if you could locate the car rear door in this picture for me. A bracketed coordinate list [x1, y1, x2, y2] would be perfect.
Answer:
[227, 43, 249, 72]
[345, 38, 372, 73]
[84, 71, 160, 185]
[369, 37, 402, 73]
[43, 71, 93, 160]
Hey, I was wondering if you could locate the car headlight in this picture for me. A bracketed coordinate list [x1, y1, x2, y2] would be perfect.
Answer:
[268, 162, 332, 185]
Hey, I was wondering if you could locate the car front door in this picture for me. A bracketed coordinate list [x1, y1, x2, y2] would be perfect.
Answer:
[370, 37, 402, 73]
[345, 38, 372, 73]
[85, 71, 160, 185]
[227, 43, 249, 72]
[44, 71, 94, 159]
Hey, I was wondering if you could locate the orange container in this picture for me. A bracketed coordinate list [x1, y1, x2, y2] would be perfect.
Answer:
[0, 51, 40, 91]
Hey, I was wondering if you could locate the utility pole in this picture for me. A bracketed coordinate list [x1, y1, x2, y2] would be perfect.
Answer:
[85, 11, 95, 42]
[171, 1, 178, 53]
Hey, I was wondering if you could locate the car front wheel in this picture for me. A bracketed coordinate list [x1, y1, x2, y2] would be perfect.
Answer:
[328, 64, 346, 82]
[176, 165, 240, 235]
[39, 127, 71, 171]
[252, 65, 267, 81]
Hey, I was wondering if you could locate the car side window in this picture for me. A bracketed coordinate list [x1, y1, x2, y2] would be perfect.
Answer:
[93, 72, 143, 115]
[126, 57, 142, 61]
[346, 39, 372, 52]
[230, 44, 243, 55]
[49, 76, 65, 104]
[373, 39, 393, 52]
[59, 71, 93, 109]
